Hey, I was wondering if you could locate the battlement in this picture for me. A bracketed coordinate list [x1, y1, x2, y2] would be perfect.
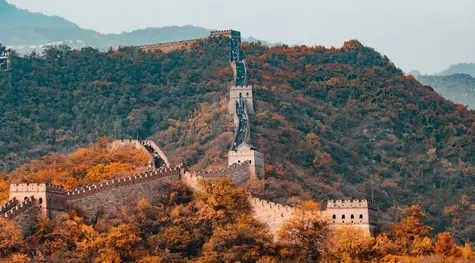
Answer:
[141, 140, 171, 167]
[249, 197, 295, 234]
[111, 139, 170, 168]
[249, 197, 295, 214]
[327, 199, 378, 210]
[66, 165, 182, 199]
[231, 85, 253, 89]
[110, 139, 143, 149]
[138, 29, 240, 54]
[0, 198, 18, 214]
[209, 30, 240, 38]
[197, 160, 251, 178]
[139, 39, 202, 53]
[3, 197, 35, 219]
[10, 183, 65, 194]
[229, 149, 264, 158]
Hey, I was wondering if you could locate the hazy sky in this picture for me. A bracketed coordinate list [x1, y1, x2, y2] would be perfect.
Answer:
[7, 0, 475, 74]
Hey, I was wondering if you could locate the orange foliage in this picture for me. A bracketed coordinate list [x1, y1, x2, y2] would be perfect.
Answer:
[3, 138, 150, 193]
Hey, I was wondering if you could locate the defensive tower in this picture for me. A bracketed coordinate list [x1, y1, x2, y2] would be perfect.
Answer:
[0, 49, 11, 71]
[324, 199, 379, 236]
[9, 183, 67, 218]
[226, 31, 264, 179]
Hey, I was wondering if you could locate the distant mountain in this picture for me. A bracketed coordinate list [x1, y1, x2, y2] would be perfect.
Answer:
[1, 1, 272, 53]
[0, 0, 78, 29]
[417, 73, 475, 109]
[437, 63, 475, 78]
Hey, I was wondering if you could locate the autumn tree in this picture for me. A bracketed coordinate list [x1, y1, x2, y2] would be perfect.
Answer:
[0, 218, 25, 257]
[277, 201, 327, 262]
[200, 178, 252, 225]
[197, 215, 273, 263]
[434, 232, 462, 258]
[323, 227, 377, 263]
[377, 205, 433, 257]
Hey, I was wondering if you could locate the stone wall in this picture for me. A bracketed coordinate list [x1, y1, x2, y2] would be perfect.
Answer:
[67, 167, 182, 220]
[10, 204, 38, 235]
[249, 197, 295, 234]
[141, 140, 171, 167]
[110, 139, 171, 168]
[139, 39, 203, 53]
[197, 161, 251, 186]
[180, 170, 294, 235]
[0, 198, 18, 214]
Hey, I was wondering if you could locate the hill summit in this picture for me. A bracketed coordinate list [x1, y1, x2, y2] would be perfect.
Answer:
[0, 0, 78, 29]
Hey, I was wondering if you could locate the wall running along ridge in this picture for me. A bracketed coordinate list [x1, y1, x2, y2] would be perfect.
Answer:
[67, 166, 182, 220]
[110, 139, 170, 168]
[0, 30, 379, 238]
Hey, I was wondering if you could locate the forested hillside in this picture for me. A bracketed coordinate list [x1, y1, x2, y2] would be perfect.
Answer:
[0, 37, 474, 243]
[417, 74, 475, 109]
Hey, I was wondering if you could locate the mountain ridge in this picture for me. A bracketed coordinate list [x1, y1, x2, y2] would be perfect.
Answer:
[0, 0, 79, 29]
[1, 37, 473, 242]
[417, 73, 475, 109]
[1, 1, 275, 52]
[437, 63, 475, 78]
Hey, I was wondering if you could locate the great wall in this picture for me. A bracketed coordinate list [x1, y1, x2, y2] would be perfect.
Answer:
[0, 30, 379, 237]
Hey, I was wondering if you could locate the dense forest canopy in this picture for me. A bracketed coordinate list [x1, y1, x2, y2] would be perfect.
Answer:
[0, 37, 474, 243]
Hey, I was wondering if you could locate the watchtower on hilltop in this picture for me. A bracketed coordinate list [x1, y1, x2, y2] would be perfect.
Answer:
[9, 183, 67, 218]
[228, 143, 265, 180]
[0, 49, 11, 71]
[325, 199, 379, 236]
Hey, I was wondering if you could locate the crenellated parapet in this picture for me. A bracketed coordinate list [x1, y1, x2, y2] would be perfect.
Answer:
[111, 139, 170, 168]
[141, 140, 171, 167]
[10, 183, 65, 194]
[248, 197, 296, 234]
[0, 198, 18, 214]
[2, 197, 35, 219]
[197, 160, 251, 178]
[138, 39, 204, 53]
[325, 199, 379, 236]
[209, 30, 240, 38]
[67, 165, 183, 200]
[327, 199, 378, 211]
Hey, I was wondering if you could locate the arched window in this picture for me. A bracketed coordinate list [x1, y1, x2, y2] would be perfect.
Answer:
[246, 92, 249, 97]
[359, 214, 363, 219]
[24, 197, 28, 201]
[342, 215, 345, 219]
[39, 198, 43, 204]
[332, 214, 336, 219]
[351, 214, 354, 219]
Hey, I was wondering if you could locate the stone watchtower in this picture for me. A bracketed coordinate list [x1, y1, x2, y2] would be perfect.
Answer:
[324, 199, 379, 236]
[225, 30, 264, 180]
[9, 183, 67, 218]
